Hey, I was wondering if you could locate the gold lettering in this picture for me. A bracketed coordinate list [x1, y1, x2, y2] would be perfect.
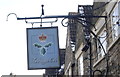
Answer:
[32, 57, 58, 65]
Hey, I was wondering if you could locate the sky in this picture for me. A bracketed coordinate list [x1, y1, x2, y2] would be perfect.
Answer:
[0, 0, 93, 76]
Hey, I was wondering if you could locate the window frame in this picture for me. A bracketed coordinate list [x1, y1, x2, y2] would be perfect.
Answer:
[78, 54, 84, 75]
[111, 1, 120, 41]
[97, 30, 107, 59]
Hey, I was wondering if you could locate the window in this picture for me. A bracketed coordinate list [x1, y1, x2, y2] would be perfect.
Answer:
[68, 67, 72, 76]
[111, 2, 120, 41]
[97, 30, 107, 59]
[66, 67, 72, 77]
[78, 54, 84, 75]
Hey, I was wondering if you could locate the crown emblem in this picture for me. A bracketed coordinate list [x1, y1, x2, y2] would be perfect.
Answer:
[39, 34, 47, 41]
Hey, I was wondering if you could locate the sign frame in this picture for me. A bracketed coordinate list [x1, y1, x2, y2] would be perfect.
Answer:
[26, 27, 60, 70]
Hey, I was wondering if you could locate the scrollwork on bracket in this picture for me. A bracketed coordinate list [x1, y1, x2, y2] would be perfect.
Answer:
[6, 13, 18, 21]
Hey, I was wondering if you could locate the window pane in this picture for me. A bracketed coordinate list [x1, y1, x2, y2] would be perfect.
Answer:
[78, 54, 84, 75]
[112, 3, 120, 40]
[97, 31, 107, 58]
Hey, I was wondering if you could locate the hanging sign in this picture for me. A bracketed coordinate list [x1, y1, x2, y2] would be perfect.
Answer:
[27, 27, 60, 69]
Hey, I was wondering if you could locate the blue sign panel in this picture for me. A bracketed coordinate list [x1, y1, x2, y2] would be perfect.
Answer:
[27, 27, 60, 69]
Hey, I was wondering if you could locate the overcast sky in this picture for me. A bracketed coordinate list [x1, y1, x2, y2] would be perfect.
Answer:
[0, 0, 93, 76]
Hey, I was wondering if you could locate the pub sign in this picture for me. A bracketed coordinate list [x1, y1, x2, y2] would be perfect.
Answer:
[27, 27, 60, 69]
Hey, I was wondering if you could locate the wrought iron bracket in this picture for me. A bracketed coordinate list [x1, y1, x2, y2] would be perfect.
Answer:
[7, 13, 107, 27]
[25, 18, 58, 27]
[6, 4, 107, 27]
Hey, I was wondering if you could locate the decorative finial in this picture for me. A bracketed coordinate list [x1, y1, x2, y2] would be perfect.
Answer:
[41, 4, 44, 15]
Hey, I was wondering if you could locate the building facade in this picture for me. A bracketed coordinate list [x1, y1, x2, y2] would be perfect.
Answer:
[64, 12, 78, 76]
[92, 0, 120, 76]
[64, 0, 120, 77]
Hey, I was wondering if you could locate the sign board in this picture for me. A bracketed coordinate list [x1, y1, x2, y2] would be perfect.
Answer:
[27, 27, 60, 69]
